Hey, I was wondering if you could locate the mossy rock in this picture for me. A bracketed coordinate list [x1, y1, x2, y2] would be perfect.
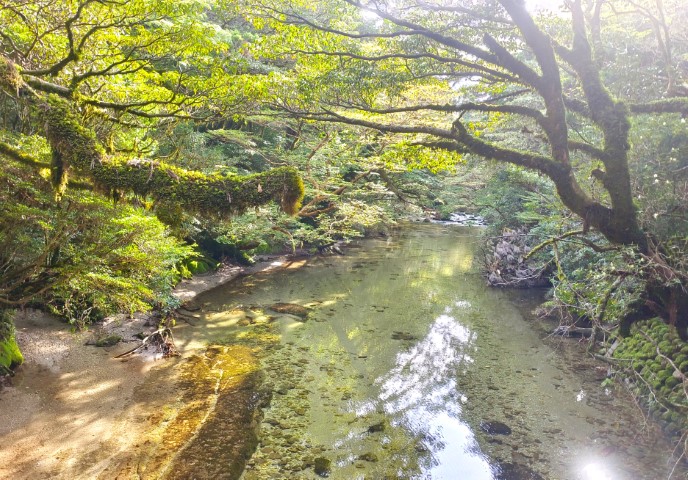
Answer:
[179, 257, 217, 276]
[648, 361, 662, 372]
[679, 360, 688, 373]
[313, 457, 332, 477]
[357, 452, 379, 462]
[611, 318, 688, 440]
[0, 311, 23, 374]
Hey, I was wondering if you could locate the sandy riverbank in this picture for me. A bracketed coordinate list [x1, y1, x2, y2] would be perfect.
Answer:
[0, 254, 307, 479]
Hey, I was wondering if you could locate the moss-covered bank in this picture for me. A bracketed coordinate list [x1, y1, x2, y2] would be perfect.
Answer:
[0, 310, 23, 375]
[609, 318, 688, 440]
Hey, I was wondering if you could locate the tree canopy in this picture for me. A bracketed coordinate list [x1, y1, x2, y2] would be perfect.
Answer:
[0, 0, 687, 338]
[242, 0, 688, 337]
[0, 0, 304, 328]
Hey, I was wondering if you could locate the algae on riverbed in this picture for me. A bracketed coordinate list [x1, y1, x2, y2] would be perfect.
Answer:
[134, 344, 266, 480]
[195, 224, 688, 480]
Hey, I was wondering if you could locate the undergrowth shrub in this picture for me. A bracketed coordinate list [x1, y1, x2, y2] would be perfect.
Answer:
[0, 159, 195, 328]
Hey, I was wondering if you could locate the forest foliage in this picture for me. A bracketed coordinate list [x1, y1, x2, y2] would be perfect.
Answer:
[0, 0, 687, 345]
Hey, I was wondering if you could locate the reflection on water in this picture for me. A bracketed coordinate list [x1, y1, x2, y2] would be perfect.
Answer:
[376, 313, 492, 479]
[190, 225, 686, 480]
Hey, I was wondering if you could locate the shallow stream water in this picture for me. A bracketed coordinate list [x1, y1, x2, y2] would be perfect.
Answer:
[191, 224, 686, 480]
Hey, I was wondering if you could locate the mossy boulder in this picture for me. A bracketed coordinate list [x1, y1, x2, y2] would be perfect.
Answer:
[313, 457, 332, 477]
[0, 310, 23, 375]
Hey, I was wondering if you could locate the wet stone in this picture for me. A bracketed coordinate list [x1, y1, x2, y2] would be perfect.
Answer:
[314, 457, 332, 477]
[357, 452, 379, 462]
[481, 421, 512, 435]
[367, 421, 386, 433]
[269, 303, 311, 318]
[391, 331, 418, 341]
[494, 462, 544, 480]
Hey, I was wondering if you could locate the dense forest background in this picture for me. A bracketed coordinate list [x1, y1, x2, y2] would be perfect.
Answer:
[1, 0, 687, 443]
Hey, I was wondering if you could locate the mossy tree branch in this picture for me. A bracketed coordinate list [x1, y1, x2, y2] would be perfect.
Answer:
[0, 54, 305, 217]
[0, 142, 51, 168]
[40, 95, 304, 216]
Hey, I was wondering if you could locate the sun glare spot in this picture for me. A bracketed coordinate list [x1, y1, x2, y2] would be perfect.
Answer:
[581, 462, 614, 480]
[525, 0, 564, 13]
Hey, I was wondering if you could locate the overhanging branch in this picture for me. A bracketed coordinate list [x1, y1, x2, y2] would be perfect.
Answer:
[630, 99, 688, 115]
[0, 142, 51, 168]
[40, 96, 304, 216]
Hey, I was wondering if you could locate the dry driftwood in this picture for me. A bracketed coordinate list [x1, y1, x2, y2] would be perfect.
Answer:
[115, 327, 179, 359]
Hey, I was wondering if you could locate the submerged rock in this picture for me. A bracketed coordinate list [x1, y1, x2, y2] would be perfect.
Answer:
[313, 456, 331, 477]
[367, 420, 387, 433]
[391, 331, 418, 341]
[357, 452, 379, 462]
[494, 461, 544, 480]
[480, 421, 512, 435]
[269, 303, 310, 319]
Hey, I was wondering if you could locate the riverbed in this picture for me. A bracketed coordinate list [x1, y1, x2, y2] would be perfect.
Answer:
[188, 224, 685, 479]
[1, 224, 685, 479]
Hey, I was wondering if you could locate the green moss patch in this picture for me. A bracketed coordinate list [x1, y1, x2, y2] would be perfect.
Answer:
[612, 318, 688, 436]
[42, 96, 304, 217]
[0, 56, 22, 95]
[0, 311, 23, 375]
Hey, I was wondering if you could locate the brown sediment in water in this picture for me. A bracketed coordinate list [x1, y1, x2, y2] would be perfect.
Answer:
[123, 345, 265, 480]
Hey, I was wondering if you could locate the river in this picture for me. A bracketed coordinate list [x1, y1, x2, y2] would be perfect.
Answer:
[186, 224, 686, 480]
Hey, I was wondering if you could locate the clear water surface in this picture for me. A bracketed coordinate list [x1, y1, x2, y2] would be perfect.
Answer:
[189, 224, 685, 480]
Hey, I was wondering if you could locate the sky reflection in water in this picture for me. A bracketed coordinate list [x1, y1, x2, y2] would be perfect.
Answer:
[374, 309, 494, 479]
